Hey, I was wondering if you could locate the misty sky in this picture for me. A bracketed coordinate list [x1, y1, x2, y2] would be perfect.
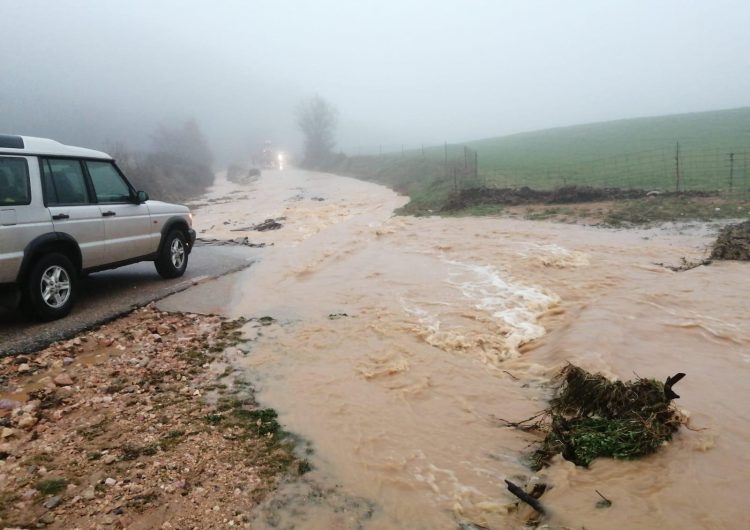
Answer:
[3, 0, 750, 161]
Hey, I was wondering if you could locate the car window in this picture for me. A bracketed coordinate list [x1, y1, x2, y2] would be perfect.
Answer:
[42, 159, 90, 205]
[86, 161, 132, 203]
[0, 157, 31, 205]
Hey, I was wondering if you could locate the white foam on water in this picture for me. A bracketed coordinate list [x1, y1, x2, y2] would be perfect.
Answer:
[447, 261, 559, 352]
[515, 242, 590, 268]
[401, 261, 559, 362]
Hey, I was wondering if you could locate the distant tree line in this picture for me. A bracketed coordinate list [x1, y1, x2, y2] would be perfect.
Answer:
[109, 120, 214, 202]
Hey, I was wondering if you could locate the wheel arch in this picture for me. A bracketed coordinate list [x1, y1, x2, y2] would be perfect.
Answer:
[158, 217, 191, 254]
[18, 233, 82, 283]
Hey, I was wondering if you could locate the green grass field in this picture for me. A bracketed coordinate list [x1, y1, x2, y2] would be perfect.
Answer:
[335, 107, 750, 218]
[417, 107, 750, 191]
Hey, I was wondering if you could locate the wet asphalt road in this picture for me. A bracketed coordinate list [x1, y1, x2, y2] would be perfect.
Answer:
[0, 243, 256, 356]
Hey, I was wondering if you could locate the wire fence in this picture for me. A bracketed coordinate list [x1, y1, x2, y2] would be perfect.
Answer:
[350, 142, 750, 197]
[479, 145, 750, 195]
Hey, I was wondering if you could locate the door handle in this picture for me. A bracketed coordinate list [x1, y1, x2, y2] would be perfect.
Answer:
[102, 211, 116, 217]
[52, 213, 70, 220]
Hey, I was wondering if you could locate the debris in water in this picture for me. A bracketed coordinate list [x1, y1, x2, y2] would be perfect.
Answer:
[710, 220, 750, 261]
[227, 164, 261, 185]
[595, 489, 613, 508]
[197, 237, 271, 248]
[504, 479, 546, 515]
[253, 218, 284, 231]
[500, 364, 686, 469]
[536, 365, 685, 468]
[656, 257, 712, 272]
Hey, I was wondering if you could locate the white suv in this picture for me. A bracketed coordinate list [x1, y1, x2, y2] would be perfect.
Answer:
[0, 135, 196, 321]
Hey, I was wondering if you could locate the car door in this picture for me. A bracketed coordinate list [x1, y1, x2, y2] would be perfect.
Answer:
[40, 158, 107, 268]
[84, 160, 153, 261]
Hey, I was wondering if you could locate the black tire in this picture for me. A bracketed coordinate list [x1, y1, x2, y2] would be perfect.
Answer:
[22, 253, 78, 321]
[155, 230, 189, 279]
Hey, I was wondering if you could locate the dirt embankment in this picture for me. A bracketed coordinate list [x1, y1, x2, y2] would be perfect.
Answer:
[0, 306, 306, 529]
[710, 220, 750, 260]
[442, 185, 717, 210]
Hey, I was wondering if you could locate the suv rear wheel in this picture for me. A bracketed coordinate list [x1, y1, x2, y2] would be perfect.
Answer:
[23, 253, 78, 321]
[155, 230, 188, 279]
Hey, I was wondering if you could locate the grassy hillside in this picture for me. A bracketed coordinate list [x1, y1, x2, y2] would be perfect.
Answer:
[334, 107, 750, 218]
[418, 107, 750, 191]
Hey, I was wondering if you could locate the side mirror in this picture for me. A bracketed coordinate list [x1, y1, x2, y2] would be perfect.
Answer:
[136, 190, 149, 204]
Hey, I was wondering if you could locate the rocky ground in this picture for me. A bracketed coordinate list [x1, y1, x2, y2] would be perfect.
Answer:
[0, 306, 306, 529]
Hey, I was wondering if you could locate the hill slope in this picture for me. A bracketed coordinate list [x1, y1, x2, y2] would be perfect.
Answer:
[335, 107, 750, 216]
[461, 107, 750, 190]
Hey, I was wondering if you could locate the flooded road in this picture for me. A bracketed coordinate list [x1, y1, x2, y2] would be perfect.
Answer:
[163, 168, 750, 529]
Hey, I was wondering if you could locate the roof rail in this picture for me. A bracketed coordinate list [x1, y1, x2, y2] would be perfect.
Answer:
[0, 135, 24, 149]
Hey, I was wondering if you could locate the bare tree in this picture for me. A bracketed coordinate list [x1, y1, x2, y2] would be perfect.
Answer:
[106, 119, 214, 201]
[297, 95, 337, 168]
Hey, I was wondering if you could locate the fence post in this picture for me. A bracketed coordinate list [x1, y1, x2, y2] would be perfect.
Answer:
[674, 142, 681, 192]
[728, 152, 735, 192]
[444, 141, 449, 177]
[475, 150, 479, 180]
[421, 144, 425, 160]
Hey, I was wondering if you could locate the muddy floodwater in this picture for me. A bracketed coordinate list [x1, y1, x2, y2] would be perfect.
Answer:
[163, 169, 750, 529]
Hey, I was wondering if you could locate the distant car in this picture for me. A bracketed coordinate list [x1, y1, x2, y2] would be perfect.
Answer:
[0, 135, 196, 321]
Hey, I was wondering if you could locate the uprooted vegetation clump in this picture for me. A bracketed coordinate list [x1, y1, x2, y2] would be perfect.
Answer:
[710, 220, 750, 261]
[502, 365, 686, 470]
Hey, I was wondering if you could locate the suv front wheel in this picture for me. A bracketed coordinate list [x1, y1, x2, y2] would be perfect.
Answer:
[155, 230, 189, 279]
[23, 253, 78, 321]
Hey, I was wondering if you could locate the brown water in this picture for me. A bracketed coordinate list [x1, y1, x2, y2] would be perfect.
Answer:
[165, 169, 750, 529]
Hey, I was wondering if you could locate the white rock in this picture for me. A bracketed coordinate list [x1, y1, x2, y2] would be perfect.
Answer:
[82, 486, 96, 500]
[17, 363, 31, 373]
[1, 427, 16, 439]
[53, 373, 75, 386]
[17, 414, 38, 429]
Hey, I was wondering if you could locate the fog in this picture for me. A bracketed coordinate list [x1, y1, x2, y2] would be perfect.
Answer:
[2, 0, 750, 163]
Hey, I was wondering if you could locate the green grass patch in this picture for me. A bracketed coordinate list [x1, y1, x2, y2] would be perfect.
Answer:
[156, 430, 186, 451]
[441, 203, 506, 217]
[501, 365, 685, 470]
[553, 416, 673, 467]
[230, 408, 280, 436]
[203, 413, 224, 425]
[34, 479, 67, 495]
